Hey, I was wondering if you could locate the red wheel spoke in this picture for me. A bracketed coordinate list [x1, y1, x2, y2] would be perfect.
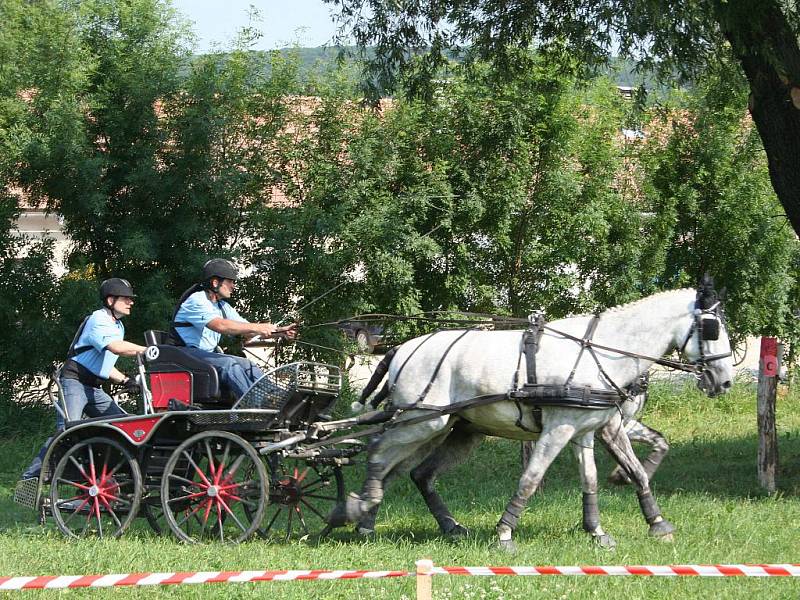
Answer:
[219, 454, 245, 487]
[56, 478, 91, 492]
[216, 502, 225, 542]
[300, 498, 327, 520]
[62, 498, 91, 525]
[98, 496, 122, 528]
[304, 493, 339, 502]
[216, 496, 248, 533]
[175, 498, 211, 528]
[68, 456, 90, 482]
[295, 467, 310, 484]
[93, 498, 103, 536]
[182, 451, 211, 486]
[167, 473, 207, 489]
[166, 490, 207, 504]
[88, 445, 97, 485]
[204, 440, 217, 483]
[217, 441, 231, 486]
[295, 505, 310, 535]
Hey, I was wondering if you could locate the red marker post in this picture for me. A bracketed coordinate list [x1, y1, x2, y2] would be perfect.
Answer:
[757, 337, 779, 493]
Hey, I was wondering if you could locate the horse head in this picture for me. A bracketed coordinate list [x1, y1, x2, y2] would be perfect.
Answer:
[678, 276, 734, 397]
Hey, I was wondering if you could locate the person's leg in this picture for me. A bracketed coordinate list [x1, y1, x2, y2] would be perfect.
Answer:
[182, 348, 263, 399]
[21, 379, 88, 479]
[83, 386, 126, 419]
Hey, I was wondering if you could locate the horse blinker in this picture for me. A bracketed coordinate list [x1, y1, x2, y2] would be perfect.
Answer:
[701, 317, 720, 341]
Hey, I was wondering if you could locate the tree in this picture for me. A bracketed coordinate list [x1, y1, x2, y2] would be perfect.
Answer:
[0, 0, 90, 397]
[635, 59, 798, 338]
[324, 0, 800, 236]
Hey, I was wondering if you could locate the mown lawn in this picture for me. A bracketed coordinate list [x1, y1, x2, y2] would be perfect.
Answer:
[0, 380, 798, 599]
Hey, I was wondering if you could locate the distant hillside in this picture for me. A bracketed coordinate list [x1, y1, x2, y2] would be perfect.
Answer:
[194, 46, 666, 94]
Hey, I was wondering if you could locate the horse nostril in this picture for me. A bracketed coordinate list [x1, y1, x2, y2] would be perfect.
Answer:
[722, 380, 732, 390]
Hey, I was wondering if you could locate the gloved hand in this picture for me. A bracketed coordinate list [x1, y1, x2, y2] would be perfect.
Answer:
[123, 377, 141, 394]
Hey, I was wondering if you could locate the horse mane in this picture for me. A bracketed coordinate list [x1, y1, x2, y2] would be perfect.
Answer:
[600, 288, 694, 316]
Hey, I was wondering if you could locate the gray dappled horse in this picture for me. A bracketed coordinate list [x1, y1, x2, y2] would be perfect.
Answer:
[328, 285, 733, 550]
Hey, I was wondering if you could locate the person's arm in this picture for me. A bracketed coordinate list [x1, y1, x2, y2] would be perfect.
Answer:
[206, 318, 278, 338]
[105, 340, 147, 356]
[107, 366, 130, 384]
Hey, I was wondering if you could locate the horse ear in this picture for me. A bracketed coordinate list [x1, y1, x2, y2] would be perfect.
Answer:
[719, 287, 727, 301]
[697, 273, 719, 309]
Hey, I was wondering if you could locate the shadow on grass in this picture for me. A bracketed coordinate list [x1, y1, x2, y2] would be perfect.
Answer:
[600, 432, 800, 499]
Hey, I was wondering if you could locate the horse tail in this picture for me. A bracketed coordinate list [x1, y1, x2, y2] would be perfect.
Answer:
[350, 346, 397, 412]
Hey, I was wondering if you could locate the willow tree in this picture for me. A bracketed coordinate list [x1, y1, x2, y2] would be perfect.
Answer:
[325, 0, 800, 235]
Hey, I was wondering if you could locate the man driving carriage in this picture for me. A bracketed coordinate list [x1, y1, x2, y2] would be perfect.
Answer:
[21, 278, 148, 480]
[171, 258, 297, 399]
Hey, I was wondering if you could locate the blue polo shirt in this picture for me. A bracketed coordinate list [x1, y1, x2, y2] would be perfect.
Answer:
[72, 309, 125, 379]
[174, 291, 247, 351]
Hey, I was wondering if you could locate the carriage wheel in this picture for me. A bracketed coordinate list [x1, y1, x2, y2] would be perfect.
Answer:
[141, 494, 166, 534]
[258, 455, 345, 541]
[731, 337, 748, 367]
[50, 436, 142, 539]
[139, 448, 172, 535]
[160, 431, 267, 543]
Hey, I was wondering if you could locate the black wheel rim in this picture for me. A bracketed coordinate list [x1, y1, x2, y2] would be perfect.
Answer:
[732, 338, 748, 367]
[139, 448, 172, 535]
[50, 437, 142, 539]
[161, 431, 267, 543]
[258, 457, 345, 541]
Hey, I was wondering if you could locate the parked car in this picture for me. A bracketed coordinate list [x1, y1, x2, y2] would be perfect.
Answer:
[337, 319, 385, 353]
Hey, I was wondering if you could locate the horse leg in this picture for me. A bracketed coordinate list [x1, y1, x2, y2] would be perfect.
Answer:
[354, 462, 401, 535]
[327, 418, 452, 529]
[571, 432, 616, 549]
[410, 425, 485, 537]
[598, 415, 675, 540]
[608, 419, 670, 485]
[496, 424, 575, 552]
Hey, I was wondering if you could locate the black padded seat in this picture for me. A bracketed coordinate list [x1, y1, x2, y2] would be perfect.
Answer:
[144, 330, 221, 403]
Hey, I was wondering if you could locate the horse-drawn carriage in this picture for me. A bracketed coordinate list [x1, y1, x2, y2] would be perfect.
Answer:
[15, 282, 735, 549]
[14, 330, 363, 543]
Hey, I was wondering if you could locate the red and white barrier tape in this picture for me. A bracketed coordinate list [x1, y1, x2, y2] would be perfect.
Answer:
[0, 564, 798, 590]
[0, 569, 410, 590]
[433, 564, 800, 577]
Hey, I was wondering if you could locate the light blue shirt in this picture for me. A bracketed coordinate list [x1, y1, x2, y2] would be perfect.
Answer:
[72, 309, 125, 379]
[174, 291, 247, 351]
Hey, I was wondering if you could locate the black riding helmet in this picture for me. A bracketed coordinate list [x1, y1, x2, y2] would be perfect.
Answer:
[99, 278, 136, 303]
[202, 258, 238, 284]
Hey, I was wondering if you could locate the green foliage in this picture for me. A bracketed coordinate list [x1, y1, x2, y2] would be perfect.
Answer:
[636, 60, 798, 338]
[2, 0, 799, 390]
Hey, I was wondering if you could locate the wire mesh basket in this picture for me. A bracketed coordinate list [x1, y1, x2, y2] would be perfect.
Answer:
[233, 362, 342, 412]
[234, 364, 299, 410]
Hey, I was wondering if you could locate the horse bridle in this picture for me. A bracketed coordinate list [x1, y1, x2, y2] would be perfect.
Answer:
[678, 300, 732, 371]
[543, 298, 732, 387]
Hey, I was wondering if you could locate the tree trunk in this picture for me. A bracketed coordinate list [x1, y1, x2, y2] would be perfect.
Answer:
[716, 0, 800, 234]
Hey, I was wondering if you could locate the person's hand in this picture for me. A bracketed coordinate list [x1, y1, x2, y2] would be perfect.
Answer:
[278, 323, 299, 340]
[255, 323, 277, 338]
[123, 377, 140, 394]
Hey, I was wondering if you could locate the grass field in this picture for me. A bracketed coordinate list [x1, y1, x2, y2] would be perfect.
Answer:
[0, 380, 798, 599]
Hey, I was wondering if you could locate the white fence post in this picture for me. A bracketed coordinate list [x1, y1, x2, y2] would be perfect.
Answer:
[415, 559, 433, 600]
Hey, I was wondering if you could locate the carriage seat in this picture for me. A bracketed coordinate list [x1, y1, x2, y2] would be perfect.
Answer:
[144, 330, 222, 408]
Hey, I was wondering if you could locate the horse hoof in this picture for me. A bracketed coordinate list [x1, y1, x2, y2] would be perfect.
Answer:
[497, 539, 517, 553]
[444, 523, 470, 539]
[326, 493, 363, 528]
[356, 526, 376, 537]
[325, 503, 349, 528]
[648, 519, 675, 539]
[592, 533, 617, 549]
[607, 469, 631, 486]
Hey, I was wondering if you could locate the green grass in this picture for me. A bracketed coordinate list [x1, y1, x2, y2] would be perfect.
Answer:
[0, 382, 798, 598]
